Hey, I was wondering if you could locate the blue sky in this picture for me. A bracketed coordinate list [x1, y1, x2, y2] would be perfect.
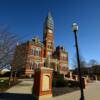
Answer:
[0, 0, 100, 69]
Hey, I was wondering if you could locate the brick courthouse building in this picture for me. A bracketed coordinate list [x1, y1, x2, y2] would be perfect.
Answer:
[13, 12, 69, 77]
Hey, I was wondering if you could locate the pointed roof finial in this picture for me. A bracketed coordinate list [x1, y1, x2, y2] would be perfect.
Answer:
[48, 11, 52, 17]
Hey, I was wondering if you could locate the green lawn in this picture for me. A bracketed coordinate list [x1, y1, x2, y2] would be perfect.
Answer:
[0, 77, 19, 92]
[0, 80, 9, 92]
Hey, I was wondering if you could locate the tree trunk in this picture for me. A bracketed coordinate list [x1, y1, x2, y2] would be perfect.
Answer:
[8, 69, 13, 86]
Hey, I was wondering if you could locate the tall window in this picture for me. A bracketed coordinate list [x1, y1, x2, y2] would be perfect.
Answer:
[39, 50, 41, 56]
[36, 50, 38, 56]
[32, 49, 34, 55]
[32, 61, 34, 70]
[35, 48, 41, 56]
[35, 63, 40, 69]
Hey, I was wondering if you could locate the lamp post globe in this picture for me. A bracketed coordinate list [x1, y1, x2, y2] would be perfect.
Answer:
[72, 23, 78, 32]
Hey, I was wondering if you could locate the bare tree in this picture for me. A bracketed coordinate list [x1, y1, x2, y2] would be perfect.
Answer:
[0, 27, 18, 86]
[12, 43, 27, 73]
[72, 53, 87, 68]
[72, 53, 88, 75]
[88, 59, 98, 67]
[88, 59, 100, 76]
[0, 29, 18, 69]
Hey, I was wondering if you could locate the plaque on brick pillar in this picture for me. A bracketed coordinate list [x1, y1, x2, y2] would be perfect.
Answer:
[75, 75, 78, 81]
[33, 67, 53, 100]
[95, 75, 98, 81]
[69, 72, 73, 79]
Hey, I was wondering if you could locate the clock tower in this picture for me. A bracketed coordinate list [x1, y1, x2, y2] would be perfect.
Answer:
[43, 12, 54, 58]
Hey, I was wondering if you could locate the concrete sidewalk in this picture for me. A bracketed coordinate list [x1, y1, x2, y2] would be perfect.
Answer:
[53, 81, 100, 100]
[5, 79, 33, 94]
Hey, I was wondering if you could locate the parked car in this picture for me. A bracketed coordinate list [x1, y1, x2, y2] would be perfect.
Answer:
[0, 64, 11, 75]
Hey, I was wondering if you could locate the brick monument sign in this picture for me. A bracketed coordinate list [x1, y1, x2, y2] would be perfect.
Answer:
[33, 67, 53, 100]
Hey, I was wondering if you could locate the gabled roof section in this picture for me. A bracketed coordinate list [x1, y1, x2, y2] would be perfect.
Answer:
[29, 37, 43, 47]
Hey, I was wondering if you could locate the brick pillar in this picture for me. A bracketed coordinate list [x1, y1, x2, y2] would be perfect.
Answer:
[75, 75, 78, 81]
[95, 75, 98, 81]
[70, 72, 73, 80]
[86, 75, 90, 83]
[33, 67, 53, 100]
[82, 77, 88, 89]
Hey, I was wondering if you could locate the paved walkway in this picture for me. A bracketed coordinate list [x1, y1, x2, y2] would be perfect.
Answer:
[5, 79, 33, 94]
[0, 79, 34, 100]
[53, 81, 100, 100]
[0, 80, 100, 100]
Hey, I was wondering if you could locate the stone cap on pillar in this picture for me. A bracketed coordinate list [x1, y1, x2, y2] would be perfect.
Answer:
[35, 67, 53, 73]
[40, 67, 53, 70]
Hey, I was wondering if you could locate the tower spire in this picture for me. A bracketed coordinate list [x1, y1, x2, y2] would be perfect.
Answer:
[43, 12, 55, 57]
[44, 12, 54, 32]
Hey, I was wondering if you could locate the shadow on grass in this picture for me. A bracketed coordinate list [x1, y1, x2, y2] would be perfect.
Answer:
[0, 93, 36, 100]
[0, 79, 22, 92]
[52, 87, 79, 97]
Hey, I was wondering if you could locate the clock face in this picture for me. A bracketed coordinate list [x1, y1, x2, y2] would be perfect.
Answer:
[48, 29, 52, 33]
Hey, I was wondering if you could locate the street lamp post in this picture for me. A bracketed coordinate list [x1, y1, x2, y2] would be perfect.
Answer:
[72, 23, 85, 100]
